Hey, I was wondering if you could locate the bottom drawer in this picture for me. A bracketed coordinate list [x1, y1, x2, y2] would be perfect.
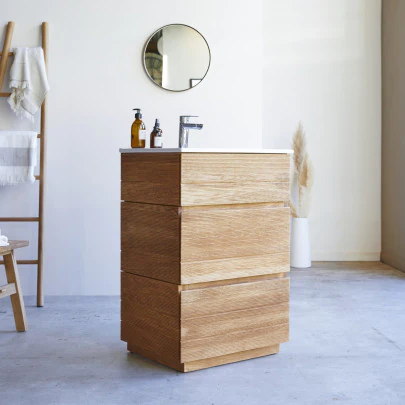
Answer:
[180, 277, 290, 362]
[121, 272, 290, 368]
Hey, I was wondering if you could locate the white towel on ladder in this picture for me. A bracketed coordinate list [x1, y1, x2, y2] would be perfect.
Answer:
[0, 229, 9, 247]
[7, 47, 49, 122]
[0, 131, 37, 185]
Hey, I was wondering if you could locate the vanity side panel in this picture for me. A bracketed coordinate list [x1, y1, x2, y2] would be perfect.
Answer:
[121, 272, 181, 369]
[121, 202, 181, 283]
[121, 153, 180, 205]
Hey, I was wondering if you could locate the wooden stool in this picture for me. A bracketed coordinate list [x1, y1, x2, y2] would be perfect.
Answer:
[0, 240, 29, 331]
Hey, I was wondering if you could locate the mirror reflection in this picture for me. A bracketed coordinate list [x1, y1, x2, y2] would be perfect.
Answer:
[143, 24, 211, 92]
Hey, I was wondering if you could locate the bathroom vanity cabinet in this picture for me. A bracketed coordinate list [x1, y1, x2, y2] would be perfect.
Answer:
[120, 149, 292, 372]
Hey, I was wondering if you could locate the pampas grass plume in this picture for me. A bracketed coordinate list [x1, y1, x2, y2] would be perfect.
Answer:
[291, 123, 314, 218]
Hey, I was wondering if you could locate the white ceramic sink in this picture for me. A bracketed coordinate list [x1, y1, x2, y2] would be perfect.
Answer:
[119, 148, 293, 154]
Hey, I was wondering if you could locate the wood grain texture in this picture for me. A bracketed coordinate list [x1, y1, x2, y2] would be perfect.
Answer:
[182, 302, 289, 340]
[181, 277, 289, 319]
[122, 321, 180, 368]
[183, 344, 279, 372]
[121, 180, 179, 206]
[0, 240, 29, 255]
[180, 273, 286, 291]
[121, 249, 180, 284]
[121, 202, 180, 254]
[120, 152, 291, 371]
[0, 217, 39, 222]
[3, 252, 27, 331]
[121, 153, 180, 182]
[180, 252, 290, 284]
[121, 273, 180, 368]
[121, 272, 179, 317]
[181, 181, 289, 206]
[37, 21, 48, 307]
[0, 22, 14, 92]
[121, 153, 180, 205]
[121, 202, 181, 283]
[181, 323, 289, 362]
[181, 154, 290, 184]
[181, 206, 290, 262]
[121, 303, 179, 340]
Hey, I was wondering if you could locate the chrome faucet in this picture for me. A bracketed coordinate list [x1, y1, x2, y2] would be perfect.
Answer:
[179, 116, 203, 148]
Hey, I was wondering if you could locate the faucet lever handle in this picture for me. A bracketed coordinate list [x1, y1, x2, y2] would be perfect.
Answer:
[180, 115, 198, 123]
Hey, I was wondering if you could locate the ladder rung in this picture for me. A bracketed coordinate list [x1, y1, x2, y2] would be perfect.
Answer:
[0, 52, 13, 56]
[0, 260, 38, 266]
[35, 175, 41, 180]
[0, 92, 11, 97]
[37, 134, 41, 138]
[0, 217, 39, 222]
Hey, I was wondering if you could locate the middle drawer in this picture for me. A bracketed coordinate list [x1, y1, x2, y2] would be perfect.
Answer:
[121, 202, 290, 284]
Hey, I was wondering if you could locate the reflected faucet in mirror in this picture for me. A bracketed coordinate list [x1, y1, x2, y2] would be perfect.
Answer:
[179, 116, 203, 148]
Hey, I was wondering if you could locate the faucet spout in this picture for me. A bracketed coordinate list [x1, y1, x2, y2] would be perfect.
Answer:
[179, 116, 203, 148]
[182, 123, 203, 130]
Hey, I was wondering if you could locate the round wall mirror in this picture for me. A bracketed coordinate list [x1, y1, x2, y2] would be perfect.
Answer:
[143, 24, 211, 92]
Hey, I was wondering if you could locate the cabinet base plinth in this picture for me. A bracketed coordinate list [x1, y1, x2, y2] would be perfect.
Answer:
[127, 343, 280, 373]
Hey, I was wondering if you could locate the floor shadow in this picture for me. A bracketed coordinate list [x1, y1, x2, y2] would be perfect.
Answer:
[126, 352, 179, 374]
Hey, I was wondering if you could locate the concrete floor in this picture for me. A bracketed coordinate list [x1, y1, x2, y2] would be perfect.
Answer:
[1, 262, 404, 405]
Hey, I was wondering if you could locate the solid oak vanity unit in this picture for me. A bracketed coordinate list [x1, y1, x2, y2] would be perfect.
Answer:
[120, 148, 292, 372]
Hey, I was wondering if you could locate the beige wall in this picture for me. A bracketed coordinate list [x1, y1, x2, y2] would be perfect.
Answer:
[381, 0, 405, 271]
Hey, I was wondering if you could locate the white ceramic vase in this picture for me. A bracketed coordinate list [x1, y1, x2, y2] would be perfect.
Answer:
[290, 217, 311, 268]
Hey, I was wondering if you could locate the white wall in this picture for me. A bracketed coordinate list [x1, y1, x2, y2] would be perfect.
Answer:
[0, 0, 263, 295]
[262, 0, 381, 260]
[0, 0, 381, 295]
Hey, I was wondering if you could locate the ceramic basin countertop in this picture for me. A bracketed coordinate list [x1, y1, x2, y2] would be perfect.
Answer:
[119, 148, 293, 154]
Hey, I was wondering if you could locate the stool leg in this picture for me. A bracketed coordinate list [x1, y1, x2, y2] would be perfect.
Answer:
[4, 252, 27, 332]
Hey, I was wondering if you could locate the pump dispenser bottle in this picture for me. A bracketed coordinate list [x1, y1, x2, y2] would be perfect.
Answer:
[150, 119, 163, 148]
[131, 109, 146, 148]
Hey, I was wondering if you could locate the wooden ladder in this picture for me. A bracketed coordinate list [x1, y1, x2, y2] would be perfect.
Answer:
[0, 21, 49, 307]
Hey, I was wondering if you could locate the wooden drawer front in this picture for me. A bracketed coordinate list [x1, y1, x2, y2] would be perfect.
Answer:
[181, 182, 289, 206]
[121, 202, 181, 283]
[181, 206, 290, 262]
[180, 277, 289, 362]
[181, 154, 290, 206]
[121, 153, 180, 205]
[181, 154, 290, 183]
[181, 252, 289, 284]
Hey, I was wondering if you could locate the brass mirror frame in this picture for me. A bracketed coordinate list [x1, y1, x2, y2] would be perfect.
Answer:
[143, 23, 211, 92]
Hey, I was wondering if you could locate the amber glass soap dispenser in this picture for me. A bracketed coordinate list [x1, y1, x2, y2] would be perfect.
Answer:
[131, 108, 146, 148]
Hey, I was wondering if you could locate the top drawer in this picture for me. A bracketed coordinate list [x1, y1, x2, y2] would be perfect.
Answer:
[121, 153, 290, 206]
